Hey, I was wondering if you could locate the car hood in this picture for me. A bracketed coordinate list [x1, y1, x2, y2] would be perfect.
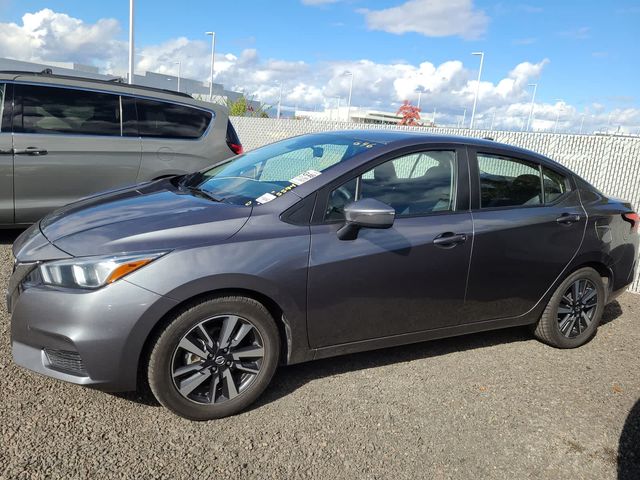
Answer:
[39, 179, 252, 256]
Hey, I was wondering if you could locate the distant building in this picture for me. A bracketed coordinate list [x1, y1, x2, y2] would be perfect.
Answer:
[295, 106, 434, 126]
[0, 57, 259, 110]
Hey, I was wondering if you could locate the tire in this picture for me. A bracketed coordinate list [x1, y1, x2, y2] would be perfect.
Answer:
[533, 267, 605, 348]
[148, 296, 280, 420]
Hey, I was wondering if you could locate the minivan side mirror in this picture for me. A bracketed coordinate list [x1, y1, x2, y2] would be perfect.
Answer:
[337, 198, 395, 241]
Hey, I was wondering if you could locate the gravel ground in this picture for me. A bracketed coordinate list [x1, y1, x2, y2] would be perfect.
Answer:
[1, 229, 638, 480]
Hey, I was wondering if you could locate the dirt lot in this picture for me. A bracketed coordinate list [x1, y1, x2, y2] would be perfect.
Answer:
[0, 229, 638, 479]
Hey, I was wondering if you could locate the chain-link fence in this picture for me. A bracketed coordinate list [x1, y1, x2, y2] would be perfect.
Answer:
[231, 116, 640, 293]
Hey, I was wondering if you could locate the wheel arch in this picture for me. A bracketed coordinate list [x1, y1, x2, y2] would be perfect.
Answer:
[136, 287, 298, 391]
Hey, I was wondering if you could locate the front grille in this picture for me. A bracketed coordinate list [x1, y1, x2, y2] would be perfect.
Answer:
[44, 349, 88, 376]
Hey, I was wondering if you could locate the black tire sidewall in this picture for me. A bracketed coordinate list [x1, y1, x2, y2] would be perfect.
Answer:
[148, 297, 280, 420]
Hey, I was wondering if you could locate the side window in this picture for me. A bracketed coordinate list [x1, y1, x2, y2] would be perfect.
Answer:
[259, 144, 349, 182]
[478, 154, 542, 208]
[136, 99, 212, 139]
[0, 83, 7, 133]
[542, 167, 570, 203]
[325, 150, 456, 220]
[13, 84, 120, 136]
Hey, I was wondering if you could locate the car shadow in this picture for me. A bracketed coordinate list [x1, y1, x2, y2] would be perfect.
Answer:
[253, 301, 625, 411]
[619, 398, 640, 479]
[0, 229, 23, 245]
[116, 300, 625, 411]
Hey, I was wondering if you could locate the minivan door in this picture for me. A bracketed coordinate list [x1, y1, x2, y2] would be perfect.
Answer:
[0, 82, 13, 224]
[12, 83, 142, 223]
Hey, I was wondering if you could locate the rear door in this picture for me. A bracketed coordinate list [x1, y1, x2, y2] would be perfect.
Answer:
[463, 148, 586, 323]
[307, 147, 473, 348]
[0, 82, 13, 224]
[135, 98, 217, 181]
[12, 83, 142, 223]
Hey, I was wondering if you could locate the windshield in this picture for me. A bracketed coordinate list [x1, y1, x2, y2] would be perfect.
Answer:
[182, 133, 380, 206]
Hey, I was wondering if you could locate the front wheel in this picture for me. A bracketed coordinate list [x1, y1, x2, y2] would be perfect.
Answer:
[533, 267, 605, 348]
[148, 296, 280, 420]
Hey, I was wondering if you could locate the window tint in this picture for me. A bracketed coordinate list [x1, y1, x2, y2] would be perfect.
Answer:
[0, 84, 8, 133]
[326, 150, 456, 220]
[14, 84, 120, 136]
[542, 167, 570, 203]
[478, 154, 542, 208]
[136, 99, 212, 139]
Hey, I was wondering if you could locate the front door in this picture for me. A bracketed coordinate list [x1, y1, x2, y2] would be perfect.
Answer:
[11, 83, 141, 223]
[463, 150, 586, 322]
[307, 148, 473, 348]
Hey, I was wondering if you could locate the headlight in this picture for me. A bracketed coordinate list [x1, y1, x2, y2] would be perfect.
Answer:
[39, 252, 167, 289]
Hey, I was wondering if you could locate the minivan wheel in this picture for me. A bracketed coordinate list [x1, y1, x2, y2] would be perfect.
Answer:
[148, 296, 280, 420]
[533, 267, 605, 348]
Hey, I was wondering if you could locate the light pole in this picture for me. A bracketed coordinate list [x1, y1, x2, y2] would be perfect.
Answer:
[128, 0, 135, 84]
[490, 109, 496, 130]
[553, 99, 564, 133]
[417, 90, 423, 110]
[205, 32, 216, 101]
[579, 113, 586, 134]
[174, 61, 181, 92]
[276, 82, 283, 119]
[470, 51, 484, 130]
[461, 108, 467, 129]
[526, 83, 537, 131]
[344, 71, 354, 122]
[432, 107, 436, 125]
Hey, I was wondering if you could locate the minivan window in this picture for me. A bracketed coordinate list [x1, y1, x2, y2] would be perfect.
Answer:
[478, 154, 542, 208]
[0, 84, 7, 132]
[136, 99, 212, 139]
[13, 84, 121, 136]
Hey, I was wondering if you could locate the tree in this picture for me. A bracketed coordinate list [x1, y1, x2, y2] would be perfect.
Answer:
[396, 100, 421, 126]
[228, 96, 249, 116]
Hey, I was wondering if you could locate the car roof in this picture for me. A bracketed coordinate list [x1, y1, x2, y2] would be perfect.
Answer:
[0, 70, 226, 114]
[327, 129, 564, 169]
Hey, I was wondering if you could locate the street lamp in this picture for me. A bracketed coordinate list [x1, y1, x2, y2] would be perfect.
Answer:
[470, 51, 484, 129]
[205, 32, 216, 101]
[174, 60, 181, 92]
[526, 83, 537, 132]
[343, 71, 354, 122]
[579, 113, 587, 134]
[276, 82, 283, 119]
[128, 0, 135, 84]
[461, 108, 467, 129]
[553, 99, 564, 133]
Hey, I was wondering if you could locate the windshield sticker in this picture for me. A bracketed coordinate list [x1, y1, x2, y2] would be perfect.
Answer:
[255, 193, 277, 204]
[289, 170, 322, 186]
[353, 141, 377, 148]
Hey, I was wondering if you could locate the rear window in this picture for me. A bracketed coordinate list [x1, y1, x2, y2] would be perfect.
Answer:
[136, 99, 212, 139]
[0, 83, 8, 133]
[13, 84, 121, 136]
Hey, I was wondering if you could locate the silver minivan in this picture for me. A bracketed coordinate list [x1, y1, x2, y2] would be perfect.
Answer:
[0, 70, 242, 226]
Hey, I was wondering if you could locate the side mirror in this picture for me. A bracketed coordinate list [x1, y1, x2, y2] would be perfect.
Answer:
[337, 198, 395, 241]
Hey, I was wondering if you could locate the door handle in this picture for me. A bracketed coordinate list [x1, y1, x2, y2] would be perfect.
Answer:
[14, 147, 48, 156]
[433, 232, 467, 248]
[556, 213, 581, 225]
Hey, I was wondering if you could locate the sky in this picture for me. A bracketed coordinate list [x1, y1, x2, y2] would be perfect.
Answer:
[0, 0, 639, 133]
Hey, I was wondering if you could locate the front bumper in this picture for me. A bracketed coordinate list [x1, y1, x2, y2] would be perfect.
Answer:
[10, 278, 178, 391]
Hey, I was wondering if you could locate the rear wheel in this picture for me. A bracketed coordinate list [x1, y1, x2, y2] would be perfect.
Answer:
[533, 267, 605, 348]
[148, 296, 280, 420]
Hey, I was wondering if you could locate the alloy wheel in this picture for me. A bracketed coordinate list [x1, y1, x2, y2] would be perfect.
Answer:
[171, 315, 265, 404]
[557, 279, 599, 339]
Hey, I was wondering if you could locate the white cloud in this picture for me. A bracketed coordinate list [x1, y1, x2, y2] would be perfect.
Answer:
[359, 0, 489, 40]
[0, 9, 638, 134]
